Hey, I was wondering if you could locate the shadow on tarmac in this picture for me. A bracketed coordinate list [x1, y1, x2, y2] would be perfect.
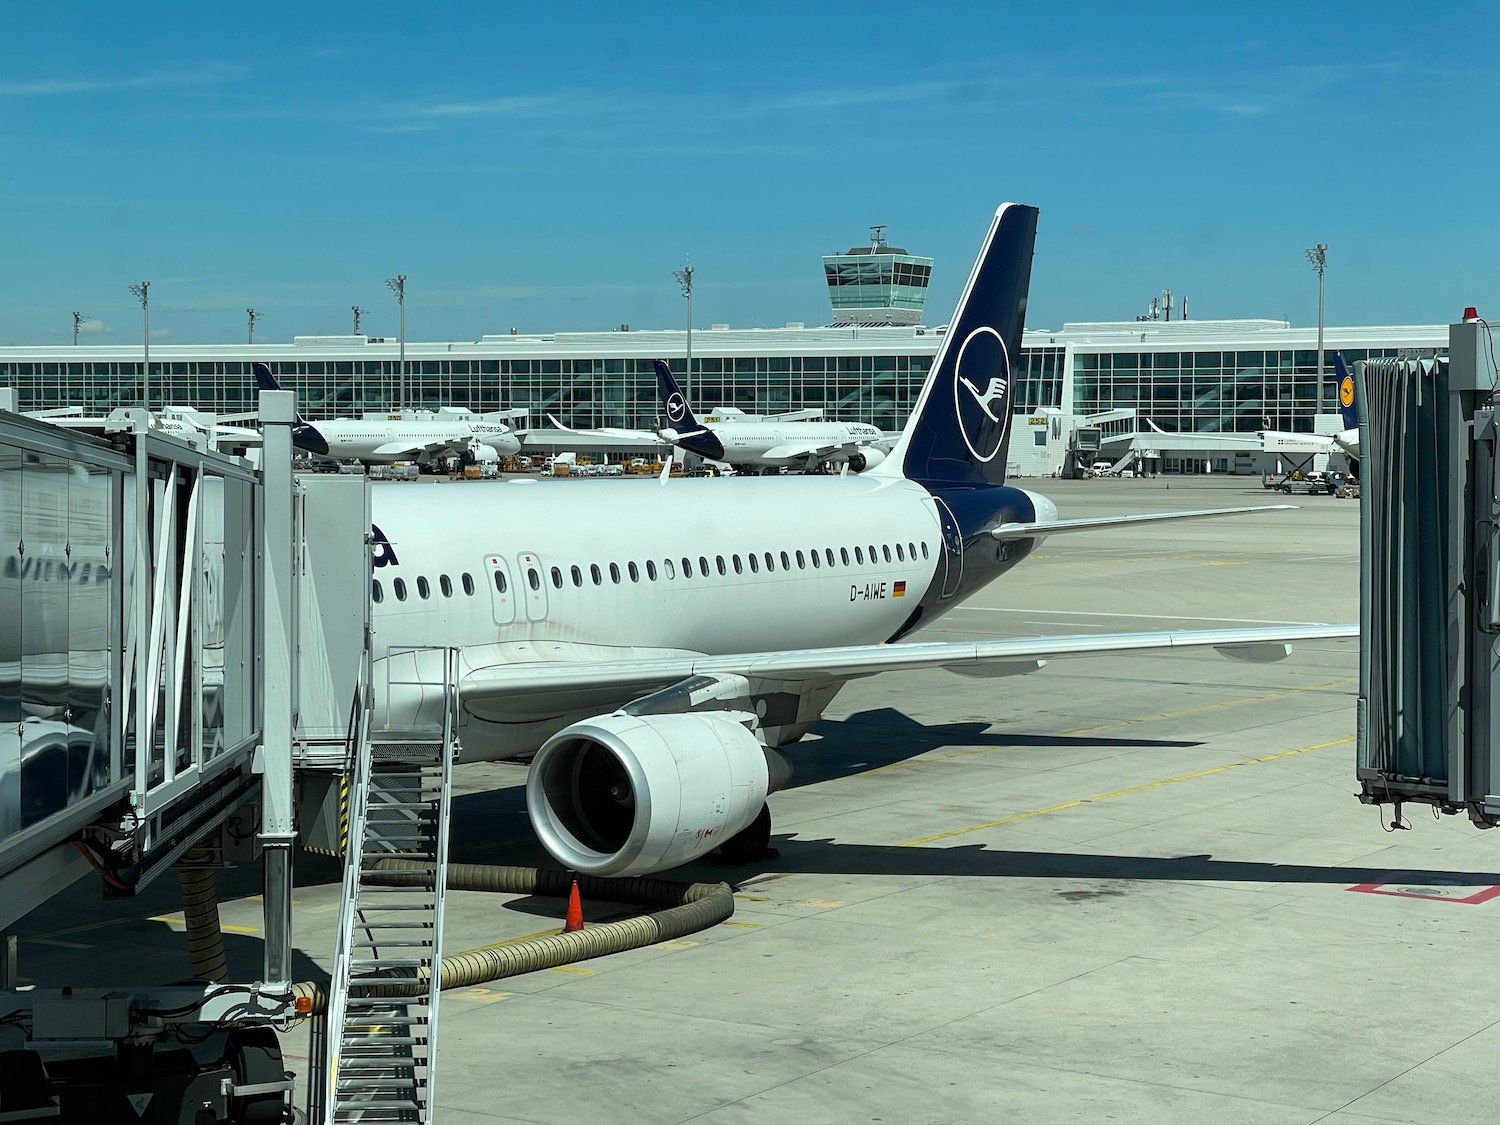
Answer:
[725, 836, 1500, 889]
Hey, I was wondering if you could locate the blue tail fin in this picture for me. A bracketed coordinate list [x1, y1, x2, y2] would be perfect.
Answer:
[653, 359, 724, 462]
[252, 361, 329, 454]
[1333, 353, 1358, 430]
[879, 203, 1038, 488]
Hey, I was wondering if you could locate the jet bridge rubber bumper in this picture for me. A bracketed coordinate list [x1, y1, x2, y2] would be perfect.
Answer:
[290, 864, 735, 1010]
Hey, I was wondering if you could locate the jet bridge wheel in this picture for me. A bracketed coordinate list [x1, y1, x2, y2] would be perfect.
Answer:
[716, 802, 776, 865]
[224, 1027, 287, 1125]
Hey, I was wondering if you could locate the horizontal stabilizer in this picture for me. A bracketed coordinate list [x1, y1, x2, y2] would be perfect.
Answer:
[989, 505, 1295, 540]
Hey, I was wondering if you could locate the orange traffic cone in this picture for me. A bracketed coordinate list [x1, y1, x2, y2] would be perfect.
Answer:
[563, 877, 584, 933]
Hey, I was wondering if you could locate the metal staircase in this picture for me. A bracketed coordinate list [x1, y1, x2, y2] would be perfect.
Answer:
[325, 648, 458, 1124]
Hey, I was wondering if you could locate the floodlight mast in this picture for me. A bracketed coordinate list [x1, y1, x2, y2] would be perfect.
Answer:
[72, 310, 84, 346]
[352, 305, 367, 335]
[128, 281, 151, 409]
[673, 260, 694, 394]
[247, 307, 263, 344]
[1305, 242, 1327, 408]
[386, 275, 407, 410]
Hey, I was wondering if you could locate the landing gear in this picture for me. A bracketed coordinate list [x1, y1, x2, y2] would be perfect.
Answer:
[716, 803, 777, 865]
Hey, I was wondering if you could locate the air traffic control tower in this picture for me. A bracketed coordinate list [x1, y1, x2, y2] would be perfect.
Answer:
[822, 225, 933, 326]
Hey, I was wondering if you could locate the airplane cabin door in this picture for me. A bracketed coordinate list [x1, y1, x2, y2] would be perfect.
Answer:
[515, 552, 549, 622]
[933, 496, 964, 599]
[485, 555, 516, 625]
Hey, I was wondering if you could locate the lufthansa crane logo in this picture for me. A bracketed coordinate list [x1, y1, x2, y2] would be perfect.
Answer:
[665, 391, 687, 424]
[1339, 374, 1355, 410]
[952, 326, 1011, 463]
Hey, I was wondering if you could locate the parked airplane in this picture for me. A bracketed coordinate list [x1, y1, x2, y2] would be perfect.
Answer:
[363, 203, 1355, 879]
[545, 364, 892, 474]
[654, 362, 890, 473]
[252, 367, 521, 470]
[35, 405, 261, 449]
[1260, 353, 1361, 469]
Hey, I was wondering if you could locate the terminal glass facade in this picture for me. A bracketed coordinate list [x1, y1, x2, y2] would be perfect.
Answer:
[1073, 346, 1426, 433]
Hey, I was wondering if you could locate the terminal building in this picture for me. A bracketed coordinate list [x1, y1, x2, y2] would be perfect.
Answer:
[0, 229, 1446, 475]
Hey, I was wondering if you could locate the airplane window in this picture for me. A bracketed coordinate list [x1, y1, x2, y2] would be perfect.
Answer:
[871, 545, 881, 562]
[440, 574, 453, 597]
[921, 542, 929, 559]
[780, 551, 790, 570]
[609, 562, 621, 584]
[700, 555, 709, 576]
[571, 565, 582, 586]
[462, 573, 475, 595]
[372, 579, 383, 603]
[664, 559, 675, 579]
[590, 564, 602, 585]
[809, 549, 819, 569]
[759, 552, 769, 572]
[494, 570, 507, 594]
[394, 578, 408, 601]
[550, 567, 563, 589]
[646, 560, 657, 581]
[716, 555, 727, 576]
[733, 555, 743, 575]
[854, 547, 864, 565]
[527, 568, 540, 591]
[826, 548, 836, 567]
[417, 576, 431, 599]
[908, 541, 917, 560]
[628, 561, 639, 582]
[681, 557, 692, 577]
[840, 548, 850, 566]
[895, 544, 905, 562]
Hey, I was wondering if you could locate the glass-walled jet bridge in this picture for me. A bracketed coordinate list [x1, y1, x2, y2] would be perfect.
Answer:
[0, 393, 376, 1122]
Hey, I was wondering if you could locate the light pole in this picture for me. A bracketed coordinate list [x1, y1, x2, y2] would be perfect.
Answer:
[72, 310, 84, 346]
[1305, 242, 1327, 409]
[386, 275, 406, 409]
[247, 307, 262, 344]
[673, 259, 694, 396]
[128, 281, 151, 409]
[352, 305, 367, 335]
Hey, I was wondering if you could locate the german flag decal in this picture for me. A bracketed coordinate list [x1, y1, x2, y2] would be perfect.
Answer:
[893, 581, 907, 597]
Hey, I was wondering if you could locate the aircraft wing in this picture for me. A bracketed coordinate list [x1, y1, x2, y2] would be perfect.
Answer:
[371, 440, 444, 458]
[537, 416, 662, 444]
[450, 622, 1356, 720]
[989, 505, 1293, 540]
[760, 443, 845, 462]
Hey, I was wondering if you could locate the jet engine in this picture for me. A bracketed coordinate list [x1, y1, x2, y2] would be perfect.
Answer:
[468, 442, 499, 463]
[846, 447, 886, 473]
[526, 711, 783, 876]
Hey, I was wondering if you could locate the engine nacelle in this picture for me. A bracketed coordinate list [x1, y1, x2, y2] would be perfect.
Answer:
[526, 711, 771, 876]
[468, 442, 499, 463]
[847, 447, 886, 473]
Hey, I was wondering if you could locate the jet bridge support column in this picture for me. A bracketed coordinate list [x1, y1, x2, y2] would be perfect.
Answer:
[1357, 319, 1500, 827]
[259, 388, 297, 983]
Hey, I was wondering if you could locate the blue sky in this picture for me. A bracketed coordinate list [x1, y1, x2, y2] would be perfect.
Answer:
[2, 2, 1495, 345]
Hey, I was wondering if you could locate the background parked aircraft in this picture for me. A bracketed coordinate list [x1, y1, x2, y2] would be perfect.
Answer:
[253, 365, 521, 470]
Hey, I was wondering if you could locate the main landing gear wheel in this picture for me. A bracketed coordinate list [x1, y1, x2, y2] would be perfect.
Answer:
[716, 803, 777, 865]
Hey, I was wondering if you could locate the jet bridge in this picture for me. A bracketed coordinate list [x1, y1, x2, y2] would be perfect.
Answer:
[0, 391, 384, 1122]
[1356, 319, 1500, 827]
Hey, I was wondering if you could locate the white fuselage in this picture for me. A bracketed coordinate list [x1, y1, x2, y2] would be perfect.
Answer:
[683, 421, 883, 467]
[367, 474, 963, 759]
[313, 418, 520, 463]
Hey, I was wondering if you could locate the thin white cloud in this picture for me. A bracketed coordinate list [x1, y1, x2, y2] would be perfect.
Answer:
[0, 63, 248, 97]
[77, 318, 110, 335]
